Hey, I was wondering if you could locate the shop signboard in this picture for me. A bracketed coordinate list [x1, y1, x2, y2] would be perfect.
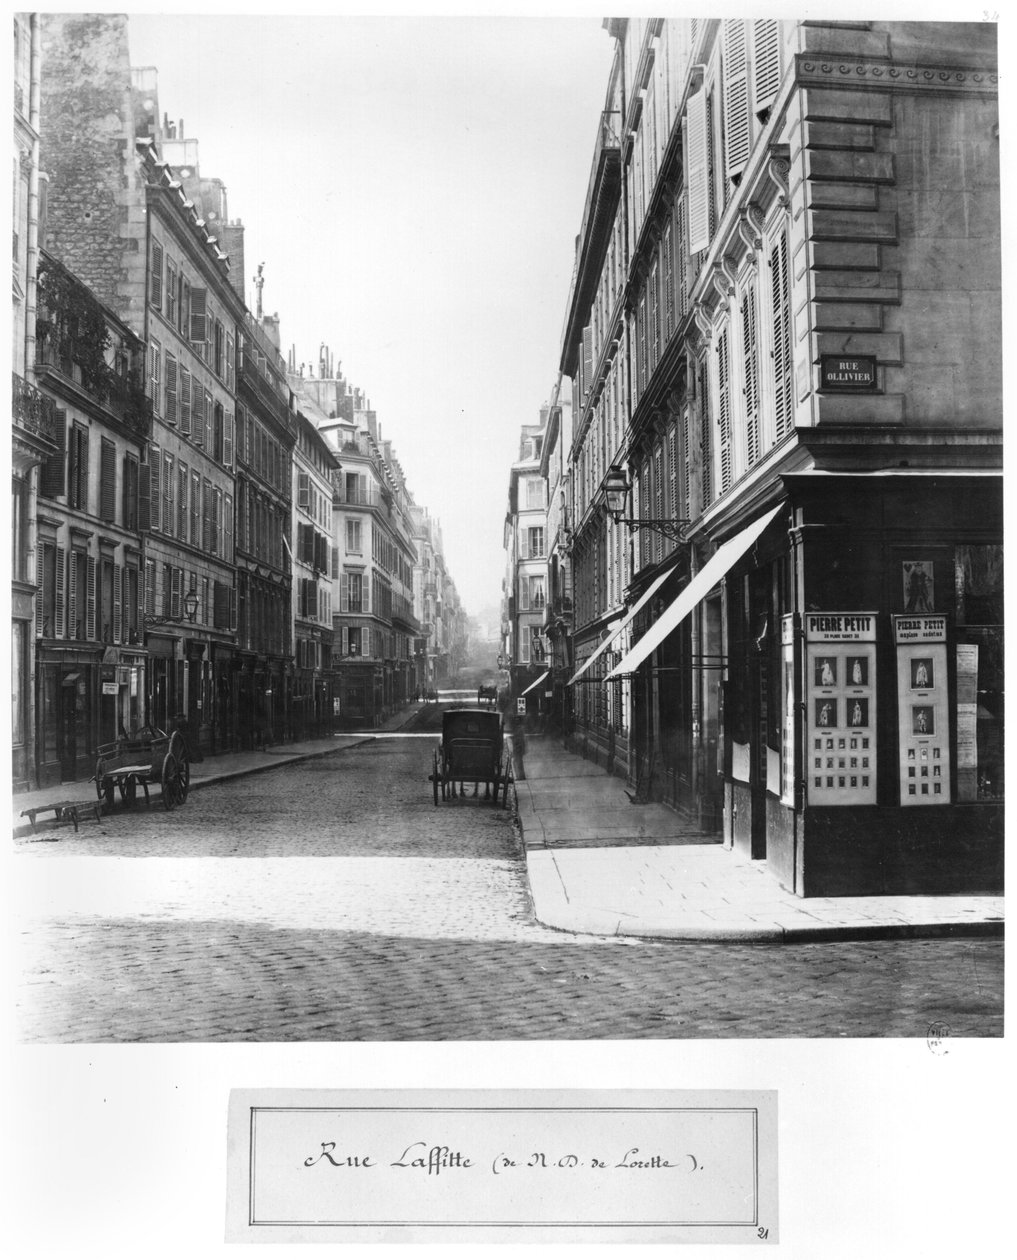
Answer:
[893, 615, 950, 806]
[806, 612, 877, 806]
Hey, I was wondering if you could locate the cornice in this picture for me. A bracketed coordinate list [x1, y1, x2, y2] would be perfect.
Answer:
[796, 54, 998, 96]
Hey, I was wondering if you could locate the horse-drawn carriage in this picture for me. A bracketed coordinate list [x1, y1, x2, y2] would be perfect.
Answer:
[93, 725, 190, 811]
[429, 707, 513, 806]
[477, 683, 499, 708]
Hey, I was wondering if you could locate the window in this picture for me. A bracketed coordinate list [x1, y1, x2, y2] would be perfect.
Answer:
[527, 526, 545, 558]
[166, 260, 177, 324]
[525, 478, 545, 510]
[164, 353, 177, 425]
[100, 558, 115, 643]
[529, 575, 546, 610]
[149, 338, 161, 412]
[346, 518, 362, 553]
[214, 320, 224, 378]
[342, 571, 365, 613]
[39, 408, 67, 499]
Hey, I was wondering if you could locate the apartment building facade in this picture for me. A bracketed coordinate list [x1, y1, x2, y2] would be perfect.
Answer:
[502, 422, 550, 712]
[562, 18, 1001, 895]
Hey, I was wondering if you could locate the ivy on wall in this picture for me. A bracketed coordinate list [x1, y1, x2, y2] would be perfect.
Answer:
[36, 256, 113, 400]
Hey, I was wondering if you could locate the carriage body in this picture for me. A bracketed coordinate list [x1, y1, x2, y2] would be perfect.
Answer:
[430, 708, 512, 805]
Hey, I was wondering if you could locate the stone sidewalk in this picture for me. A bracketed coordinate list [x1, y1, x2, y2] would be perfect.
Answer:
[514, 734, 1005, 942]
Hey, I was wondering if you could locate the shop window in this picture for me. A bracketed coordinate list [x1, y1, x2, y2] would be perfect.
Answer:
[955, 545, 1003, 801]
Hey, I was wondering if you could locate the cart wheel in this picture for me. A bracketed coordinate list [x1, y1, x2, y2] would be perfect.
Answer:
[170, 732, 190, 804]
[119, 778, 137, 806]
[161, 752, 185, 810]
[95, 763, 114, 809]
[432, 749, 440, 806]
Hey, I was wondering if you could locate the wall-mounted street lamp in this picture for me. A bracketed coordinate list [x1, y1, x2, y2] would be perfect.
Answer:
[145, 583, 200, 628]
[602, 464, 690, 544]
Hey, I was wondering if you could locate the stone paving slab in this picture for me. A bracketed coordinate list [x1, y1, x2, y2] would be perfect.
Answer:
[517, 738, 1005, 943]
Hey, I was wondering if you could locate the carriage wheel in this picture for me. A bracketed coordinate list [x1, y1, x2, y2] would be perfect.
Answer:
[171, 733, 190, 804]
[432, 749, 440, 806]
[161, 752, 186, 810]
[95, 762, 115, 810]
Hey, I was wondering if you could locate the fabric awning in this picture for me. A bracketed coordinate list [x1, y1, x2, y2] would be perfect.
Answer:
[566, 557, 682, 686]
[605, 504, 784, 680]
[521, 670, 550, 695]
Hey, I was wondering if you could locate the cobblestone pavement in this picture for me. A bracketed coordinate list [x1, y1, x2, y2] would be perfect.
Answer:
[14, 738, 1003, 1042]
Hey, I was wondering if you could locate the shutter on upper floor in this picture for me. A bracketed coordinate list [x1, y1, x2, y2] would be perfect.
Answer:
[165, 354, 178, 425]
[751, 19, 782, 117]
[149, 449, 161, 531]
[742, 288, 760, 466]
[582, 325, 594, 398]
[113, 563, 122, 644]
[771, 228, 794, 442]
[40, 408, 66, 499]
[723, 21, 750, 182]
[99, 438, 116, 522]
[150, 240, 163, 310]
[717, 328, 733, 494]
[55, 544, 65, 636]
[189, 287, 207, 343]
[686, 87, 710, 254]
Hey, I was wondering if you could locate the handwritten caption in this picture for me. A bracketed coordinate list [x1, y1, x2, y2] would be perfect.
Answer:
[304, 1139, 703, 1176]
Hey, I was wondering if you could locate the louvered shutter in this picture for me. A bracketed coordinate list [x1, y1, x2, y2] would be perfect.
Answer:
[149, 340, 160, 410]
[67, 550, 78, 640]
[686, 87, 710, 253]
[699, 359, 713, 508]
[224, 492, 234, 563]
[192, 381, 204, 444]
[581, 325, 594, 397]
[226, 333, 235, 390]
[170, 567, 182, 620]
[163, 452, 174, 535]
[771, 229, 793, 441]
[99, 438, 116, 522]
[681, 405, 692, 519]
[204, 389, 213, 451]
[340, 573, 349, 613]
[229, 585, 238, 632]
[663, 221, 675, 340]
[164, 354, 177, 425]
[86, 555, 96, 640]
[34, 551, 44, 637]
[144, 559, 155, 616]
[298, 471, 310, 508]
[519, 576, 529, 611]
[742, 289, 761, 466]
[189, 287, 207, 343]
[224, 410, 234, 469]
[55, 545, 65, 637]
[331, 546, 339, 580]
[752, 19, 782, 117]
[139, 461, 151, 532]
[362, 627, 370, 658]
[149, 448, 161, 530]
[179, 368, 191, 434]
[723, 21, 750, 181]
[202, 479, 212, 551]
[40, 408, 67, 498]
[178, 463, 188, 538]
[150, 239, 163, 310]
[212, 487, 222, 556]
[717, 328, 733, 493]
[113, 563, 123, 644]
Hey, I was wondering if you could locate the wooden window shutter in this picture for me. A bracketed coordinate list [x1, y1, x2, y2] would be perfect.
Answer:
[67, 550, 78, 639]
[681, 404, 692, 520]
[138, 460, 151, 532]
[224, 492, 234, 563]
[164, 354, 178, 425]
[189, 287, 207, 343]
[169, 565, 182, 621]
[686, 87, 710, 253]
[191, 380, 204, 443]
[223, 410, 234, 469]
[40, 408, 67, 498]
[751, 19, 782, 117]
[717, 328, 733, 493]
[699, 358, 713, 507]
[85, 555, 96, 640]
[331, 546, 339, 580]
[723, 21, 750, 181]
[581, 325, 594, 397]
[230, 585, 238, 632]
[180, 367, 191, 434]
[149, 446, 161, 531]
[178, 463, 188, 538]
[298, 471, 310, 508]
[226, 333, 235, 390]
[212, 487, 222, 556]
[742, 288, 761, 466]
[363, 626, 370, 658]
[100, 438, 116, 522]
[663, 221, 674, 340]
[163, 452, 174, 534]
[149, 339, 160, 409]
[180, 277, 190, 334]
[144, 558, 155, 616]
[113, 562, 123, 645]
[771, 229, 793, 441]
[202, 479, 212, 552]
[150, 239, 164, 310]
[54, 544, 65, 636]
[204, 389, 213, 451]
[340, 573, 349, 613]
[190, 471, 200, 544]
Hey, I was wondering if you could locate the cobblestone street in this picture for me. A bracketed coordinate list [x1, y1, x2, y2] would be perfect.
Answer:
[15, 737, 1003, 1042]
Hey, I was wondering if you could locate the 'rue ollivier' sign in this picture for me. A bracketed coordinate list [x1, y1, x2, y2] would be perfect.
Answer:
[820, 354, 877, 390]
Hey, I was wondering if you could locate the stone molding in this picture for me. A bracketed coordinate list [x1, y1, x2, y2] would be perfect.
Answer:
[796, 55, 998, 96]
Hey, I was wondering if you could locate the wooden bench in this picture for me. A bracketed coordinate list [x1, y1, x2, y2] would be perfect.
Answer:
[20, 799, 104, 833]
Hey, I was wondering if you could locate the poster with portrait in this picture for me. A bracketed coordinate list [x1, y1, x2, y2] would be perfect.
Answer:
[902, 561, 935, 612]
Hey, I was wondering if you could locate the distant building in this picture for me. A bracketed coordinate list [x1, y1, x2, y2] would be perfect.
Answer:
[502, 420, 549, 712]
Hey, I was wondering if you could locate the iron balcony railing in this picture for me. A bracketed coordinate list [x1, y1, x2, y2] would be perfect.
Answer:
[12, 372, 58, 442]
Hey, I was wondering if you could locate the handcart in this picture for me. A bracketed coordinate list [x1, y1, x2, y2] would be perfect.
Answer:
[93, 725, 190, 811]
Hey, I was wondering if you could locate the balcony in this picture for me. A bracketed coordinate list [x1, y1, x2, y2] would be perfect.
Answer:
[12, 372, 58, 443]
[35, 340, 152, 438]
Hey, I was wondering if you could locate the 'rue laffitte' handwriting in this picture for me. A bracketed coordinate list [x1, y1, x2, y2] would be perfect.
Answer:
[304, 1141, 700, 1176]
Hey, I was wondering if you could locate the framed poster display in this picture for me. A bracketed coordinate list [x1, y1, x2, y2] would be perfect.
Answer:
[804, 613, 877, 805]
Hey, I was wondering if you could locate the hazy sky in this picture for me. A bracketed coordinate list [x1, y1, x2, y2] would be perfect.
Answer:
[125, 12, 617, 618]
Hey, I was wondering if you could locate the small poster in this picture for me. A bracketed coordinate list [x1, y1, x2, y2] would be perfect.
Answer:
[902, 561, 935, 613]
